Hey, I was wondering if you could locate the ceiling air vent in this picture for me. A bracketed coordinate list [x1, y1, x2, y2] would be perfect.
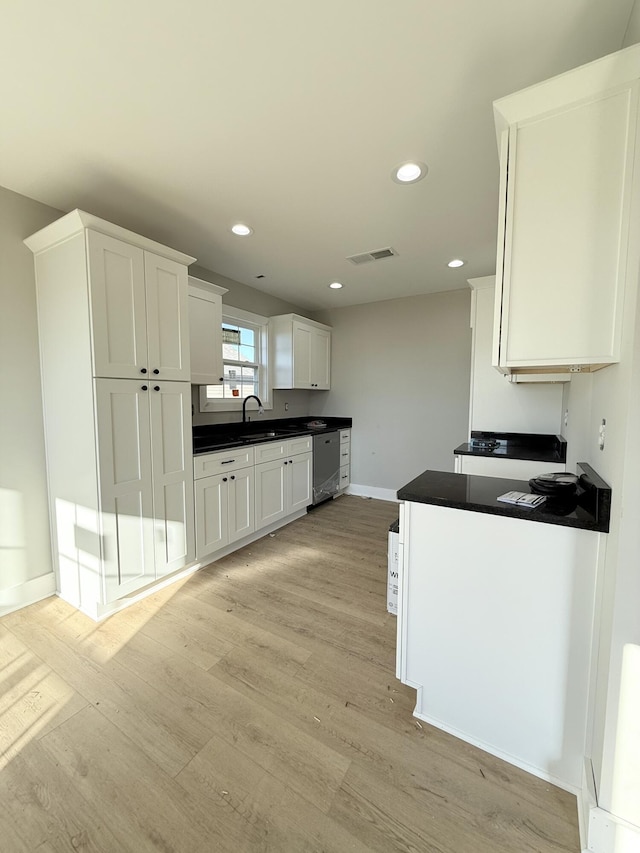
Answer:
[346, 246, 398, 265]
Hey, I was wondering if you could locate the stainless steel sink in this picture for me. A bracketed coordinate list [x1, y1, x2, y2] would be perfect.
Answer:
[242, 431, 281, 440]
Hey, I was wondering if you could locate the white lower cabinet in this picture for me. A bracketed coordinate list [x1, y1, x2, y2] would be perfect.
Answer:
[193, 448, 255, 559]
[195, 467, 255, 558]
[255, 450, 313, 531]
[397, 500, 600, 790]
[193, 433, 319, 559]
[339, 429, 351, 490]
[96, 379, 195, 603]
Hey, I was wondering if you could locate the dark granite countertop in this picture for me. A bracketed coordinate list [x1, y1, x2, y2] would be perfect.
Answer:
[397, 463, 610, 532]
[192, 416, 352, 454]
[454, 431, 567, 463]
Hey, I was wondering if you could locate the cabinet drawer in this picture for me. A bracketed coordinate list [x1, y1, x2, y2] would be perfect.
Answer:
[340, 429, 351, 444]
[254, 441, 287, 463]
[194, 447, 255, 479]
[288, 435, 312, 456]
[339, 464, 350, 490]
[339, 445, 351, 466]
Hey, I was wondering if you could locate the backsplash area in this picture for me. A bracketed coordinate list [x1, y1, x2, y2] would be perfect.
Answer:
[191, 387, 318, 425]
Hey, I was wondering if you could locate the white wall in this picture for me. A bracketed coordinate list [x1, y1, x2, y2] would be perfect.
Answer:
[0, 186, 62, 606]
[469, 278, 563, 434]
[561, 190, 640, 833]
[314, 289, 471, 494]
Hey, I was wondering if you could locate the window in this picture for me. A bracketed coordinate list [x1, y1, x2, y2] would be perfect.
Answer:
[198, 307, 270, 412]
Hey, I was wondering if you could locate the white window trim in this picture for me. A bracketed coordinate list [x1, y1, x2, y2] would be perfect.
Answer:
[198, 306, 272, 413]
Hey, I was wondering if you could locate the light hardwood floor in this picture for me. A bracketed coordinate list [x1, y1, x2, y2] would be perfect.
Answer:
[1, 495, 580, 852]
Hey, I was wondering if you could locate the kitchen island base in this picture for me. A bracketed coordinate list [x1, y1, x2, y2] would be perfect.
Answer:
[397, 500, 604, 792]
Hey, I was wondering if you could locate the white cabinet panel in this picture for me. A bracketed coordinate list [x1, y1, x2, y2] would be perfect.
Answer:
[88, 231, 147, 380]
[188, 283, 224, 385]
[145, 254, 190, 381]
[149, 382, 195, 577]
[228, 468, 255, 543]
[26, 210, 196, 618]
[255, 459, 287, 529]
[195, 474, 228, 556]
[194, 447, 255, 479]
[194, 465, 255, 559]
[95, 379, 155, 601]
[292, 322, 312, 387]
[254, 441, 287, 464]
[339, 464, 350, 491]
[88, 231, 189, 382]
[270, 314, 332, 390]
[311, 328, 331, 389]
[458, 455, 566, 480]
[492, 54, 640, 373]
[289, 452, 312, 513]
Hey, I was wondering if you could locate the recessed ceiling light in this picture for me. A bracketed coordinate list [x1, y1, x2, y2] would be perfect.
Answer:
[392, 161, 428, 184]
[447, 258, 465, 268]
[329, 282, 343, 289]
[231, 223, 253, 236]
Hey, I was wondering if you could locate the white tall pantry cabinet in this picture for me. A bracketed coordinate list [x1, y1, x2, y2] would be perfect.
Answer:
[25, 210, 196, 620]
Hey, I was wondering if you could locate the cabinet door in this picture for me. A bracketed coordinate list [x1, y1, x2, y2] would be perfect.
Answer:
[195, 474, 229, 559]
[228, 467, 255, 543]
[188, 288, 223, 385]
[310, 329, 331, 389]
[254, 459, 287, 530]
[499, 89, 633, 367]
[292, 321, 312, 388]
[149, 382, 195, 576]
[88, 231, 148, 380]
[288, 451, 313, 513]
[145, 253, 190, 381]
[95, 379, 155, 602]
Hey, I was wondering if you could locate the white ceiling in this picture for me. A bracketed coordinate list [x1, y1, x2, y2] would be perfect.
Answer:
[1, 1, 634, 310]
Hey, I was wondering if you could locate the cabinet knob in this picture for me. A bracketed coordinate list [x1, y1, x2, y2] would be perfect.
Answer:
[140, 368, 148, 374]
[153, 369, 160, 375]
[219, 377, 224, 382]
[222, 477, 228, 482]
[289, 459, 293, 463]
[141, 385, 148, 391]
[230, 475, 235, 480]
[153, 385, 160, 391]
[284, 461, 288, 465]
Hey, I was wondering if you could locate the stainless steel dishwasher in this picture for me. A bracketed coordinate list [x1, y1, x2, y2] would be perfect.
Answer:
[312, 431, 340, 505]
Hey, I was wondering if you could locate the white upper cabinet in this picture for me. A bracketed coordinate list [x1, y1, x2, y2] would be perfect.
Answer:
[270, 314, 331, 390]
[188, 277, 228, 385]
[492, 46, 640, 374]
[87, 230, 190, 381]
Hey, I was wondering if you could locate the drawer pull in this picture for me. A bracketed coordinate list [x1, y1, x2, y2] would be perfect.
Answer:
[220, 459, 236, 465]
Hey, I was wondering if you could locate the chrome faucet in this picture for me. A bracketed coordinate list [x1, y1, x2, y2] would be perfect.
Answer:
[242, 395, 264, 423]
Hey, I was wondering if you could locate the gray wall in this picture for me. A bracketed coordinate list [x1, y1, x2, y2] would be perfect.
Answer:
[0, 186, 62, 588]
[313, 289, 472, 493]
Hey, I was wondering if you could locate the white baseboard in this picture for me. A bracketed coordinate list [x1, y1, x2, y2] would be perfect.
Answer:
[412, 704, 579, 794]
[0, 572, 56, 617]
[577, 758, 640, 853]
[347, 483, 399, 502]
[91, 509, 309, 621]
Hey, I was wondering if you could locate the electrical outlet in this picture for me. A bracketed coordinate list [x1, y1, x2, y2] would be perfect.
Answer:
[598, 418, 606, 451]
[564, 409, 569, 428]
